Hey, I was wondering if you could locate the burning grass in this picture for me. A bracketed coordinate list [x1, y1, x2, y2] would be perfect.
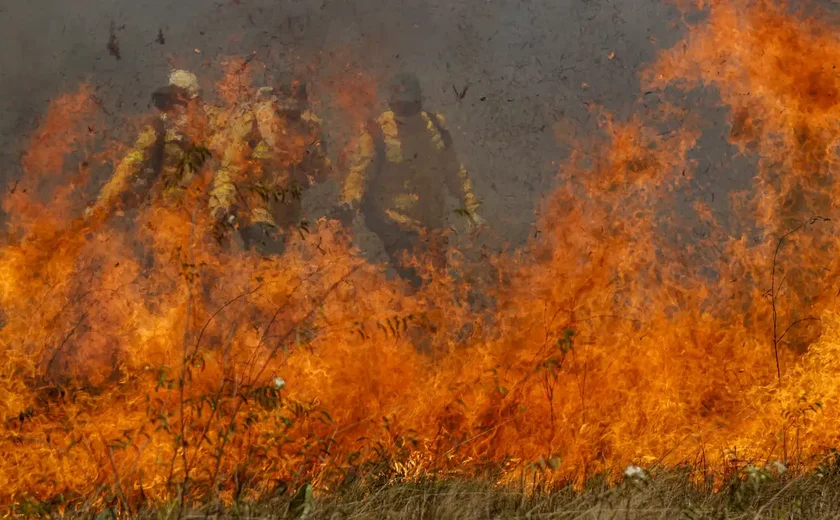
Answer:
[16, 463, 840, 519]
[4, 0, 840, 516]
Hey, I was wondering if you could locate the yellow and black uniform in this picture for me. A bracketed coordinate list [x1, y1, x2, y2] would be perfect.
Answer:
[88, 114, 216, 220]
[85, 119, 166, 221]
[342, 110, 480, 229]
[86, 77, 219, 221]
[340, 78, 481, 286]
[209, 87, 330, 253]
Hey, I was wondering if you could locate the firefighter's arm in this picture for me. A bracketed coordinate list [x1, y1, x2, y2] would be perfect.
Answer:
[208, 110, 254, 221]
[454, 162, 485, 227]
[328, 128, 374, 227]
[310, 133, 332, 185]
[86, 125, 159, 220]
[340, 128, 375, 207]
[432, 113, 484, 227]
[457, 164, 481, 214]
[298, 111, 331, 184]
[209, 165, 237, 221]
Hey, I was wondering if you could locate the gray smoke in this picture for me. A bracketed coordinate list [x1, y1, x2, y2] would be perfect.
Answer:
[1, 0, 701, 248]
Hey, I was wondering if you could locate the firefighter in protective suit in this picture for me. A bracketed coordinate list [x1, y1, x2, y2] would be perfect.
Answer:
[85, 70, 218, 222]
[209, 79, 331, 254]
[338, 73, 484, 287]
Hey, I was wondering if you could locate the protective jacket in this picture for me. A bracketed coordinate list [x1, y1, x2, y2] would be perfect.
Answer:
[88, 105, 220, 220]
[341, 110, 480, 232]
[340, 109, 481, 287]
[208, 99, 330, 231]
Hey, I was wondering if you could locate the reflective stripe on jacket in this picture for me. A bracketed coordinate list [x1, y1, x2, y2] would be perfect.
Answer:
[209, 101, 329, 228]
[341, 110, 480, 230]
[90, 104, 221, 219]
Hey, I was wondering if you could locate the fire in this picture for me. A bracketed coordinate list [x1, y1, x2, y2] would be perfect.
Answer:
[645, 0, 840, 224]
[4, 0, 840, 511]
[5, 86, 99, 233]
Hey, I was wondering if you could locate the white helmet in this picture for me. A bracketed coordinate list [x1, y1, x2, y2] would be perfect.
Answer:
[168, 70, 200, 98]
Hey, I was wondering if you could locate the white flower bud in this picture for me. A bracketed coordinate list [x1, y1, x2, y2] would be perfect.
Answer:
[624, 465, 647, 480]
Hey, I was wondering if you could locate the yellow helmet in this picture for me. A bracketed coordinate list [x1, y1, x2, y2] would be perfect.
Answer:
[168, 70, 200, 98]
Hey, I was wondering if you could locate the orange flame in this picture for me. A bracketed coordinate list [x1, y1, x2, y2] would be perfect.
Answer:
[5, 3, 840, 511]
[5, 85, 98, 233]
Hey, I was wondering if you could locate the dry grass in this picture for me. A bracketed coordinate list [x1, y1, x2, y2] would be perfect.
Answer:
[22, 461, 840, 520]
[245, 472, 840, 519]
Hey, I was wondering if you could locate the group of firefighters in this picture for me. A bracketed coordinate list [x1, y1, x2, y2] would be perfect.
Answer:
[86, 69, 485, 288]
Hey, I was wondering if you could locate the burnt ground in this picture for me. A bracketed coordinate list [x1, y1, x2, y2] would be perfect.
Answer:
[0, 0, 746, 257]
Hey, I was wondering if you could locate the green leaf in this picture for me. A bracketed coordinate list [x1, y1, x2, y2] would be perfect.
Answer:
[557, 328, 575, 353]
[289, 483, 313, 519]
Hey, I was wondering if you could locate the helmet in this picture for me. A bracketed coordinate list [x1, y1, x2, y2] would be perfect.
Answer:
[151, 70, 200, 113]
[388, 73, 422, 116]
[275, 78, 308, 118]
[151, 85, 189, 112]
[256, 86, 276, 100]
[168, 70, 201, 99]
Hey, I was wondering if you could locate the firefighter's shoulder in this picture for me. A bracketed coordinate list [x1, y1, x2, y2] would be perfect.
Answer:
[419, 111, 447, 128]
[203, 104, 224, 125]
[373, 111, 400, 144]
[134, 123, 161, 149]
[375, 110, 397, 127]
[347, 129, 375, 158]
[301, 110, 323, 127]
[228, 105, 257, 140]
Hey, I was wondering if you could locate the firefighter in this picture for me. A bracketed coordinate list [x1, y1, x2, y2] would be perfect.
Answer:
[209, 78, 331, 255]
[85, 70, 216, 222]
[337, 72, 485, 287]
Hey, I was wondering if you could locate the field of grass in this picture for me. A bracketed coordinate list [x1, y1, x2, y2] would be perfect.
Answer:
[229, 477, 838, 519]
[19, 460, 840, 519]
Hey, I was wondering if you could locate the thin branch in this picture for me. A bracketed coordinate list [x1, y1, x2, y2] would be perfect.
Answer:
[188, 286, 262, 362]
[751, 474, 802, 519]
[107, 446, 134, 517]
[770, 222, 808, 385]
[769, 216, 831, 385]
[777, 316, 820, 344]
[190, 317, 241, 461]
[80, 435, 152, 514]
[209, 266, 361, 491]
[45, 312, 88, 374]
[170, 206, 198, 514]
